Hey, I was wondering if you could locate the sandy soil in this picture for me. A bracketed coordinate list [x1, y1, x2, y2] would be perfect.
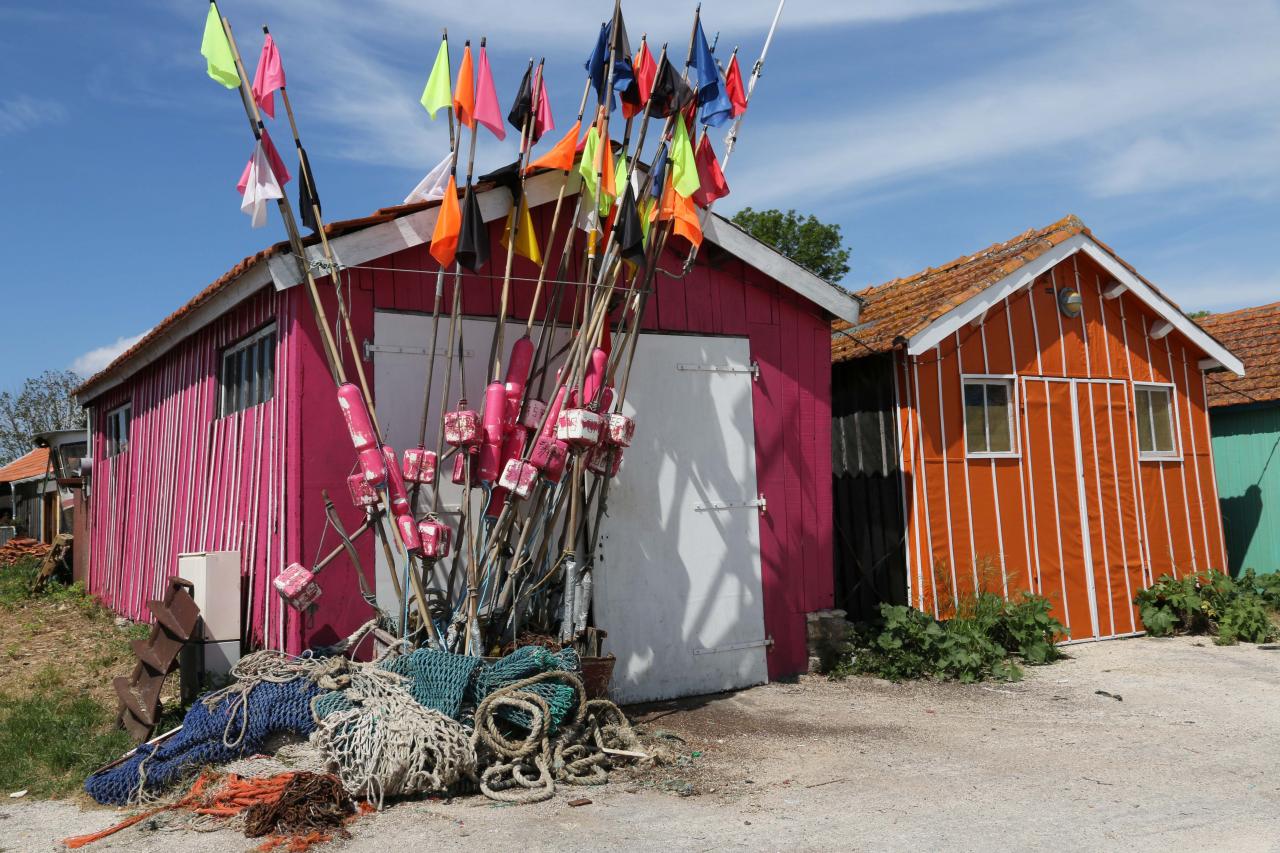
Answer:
[4, 635, 1279, 852]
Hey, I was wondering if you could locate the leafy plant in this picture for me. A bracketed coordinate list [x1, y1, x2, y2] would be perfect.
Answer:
[1135, 570, 1278, 644]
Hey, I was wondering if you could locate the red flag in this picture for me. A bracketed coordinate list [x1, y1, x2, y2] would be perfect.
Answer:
[621, 40, 657, 120]
[724, 54, 747, 117]
[430, 175, 461, 267]
[237, 127, 291, 192]
[692, 134, 729, 208]
[527, 120, 582, 173]
[251, 34, 286, 119]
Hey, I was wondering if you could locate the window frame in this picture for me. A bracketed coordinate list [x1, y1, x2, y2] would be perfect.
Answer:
[219, 323, 277, 418]
[105, 403, 131, 457]
[1133, 381, 1181, 461]
[960, 374, 1021, 459]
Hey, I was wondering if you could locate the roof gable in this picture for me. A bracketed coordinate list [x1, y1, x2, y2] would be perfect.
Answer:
[79, 168, 859, 401]
[1197, 301, 1280, 407]
[834, 216, 1244, 376]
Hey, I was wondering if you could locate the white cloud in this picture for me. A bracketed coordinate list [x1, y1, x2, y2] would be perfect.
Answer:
[729, 0, 1280, 206]
[0, 95, 66, 137]
[71, 332, 149, 377]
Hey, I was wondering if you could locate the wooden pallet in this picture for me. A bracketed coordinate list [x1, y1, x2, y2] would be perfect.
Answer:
[114, 576, 201, 743]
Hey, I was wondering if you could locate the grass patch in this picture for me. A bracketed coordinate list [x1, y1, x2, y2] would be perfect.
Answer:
[0, 667, 132, 798]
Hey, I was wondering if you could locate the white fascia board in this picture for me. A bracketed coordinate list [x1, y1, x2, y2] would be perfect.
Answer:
[702, 214, 862, 324]
[905, 234, 1246, 377]
[269, 169, 572, 292]
[76, 261, 275, 403]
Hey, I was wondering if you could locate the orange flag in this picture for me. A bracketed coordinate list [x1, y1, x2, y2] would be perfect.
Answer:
[454, 44, 476, 129]
[527, 120, 581, 173]
[430, 175, 461, 266]
[657, 175, 702, 248]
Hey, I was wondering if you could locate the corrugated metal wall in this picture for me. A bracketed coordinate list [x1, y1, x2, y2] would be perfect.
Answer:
[1210, 403, 1280, 575]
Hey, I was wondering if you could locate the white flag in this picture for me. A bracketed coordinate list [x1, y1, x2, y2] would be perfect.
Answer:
[405, 153, 453, 204]
[240, 140, 283, 228]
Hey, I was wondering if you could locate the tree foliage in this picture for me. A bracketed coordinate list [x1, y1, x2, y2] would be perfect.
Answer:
[0, 370, 85, 465]
[730, 207, 852, 282]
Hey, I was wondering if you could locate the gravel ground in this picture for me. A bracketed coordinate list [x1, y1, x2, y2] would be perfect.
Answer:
[4, 635, 1278, 852]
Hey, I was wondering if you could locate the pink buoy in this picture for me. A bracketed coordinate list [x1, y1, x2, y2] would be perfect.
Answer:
[402, 446, 437, 485]
[603, 412, 635, 447]
[582, 347, 607, 404]
[274, 562, 322, 610]
[556, 408, 602, 447]
[336, 383, 377, 451]
[588, 445, 623, 478]
[530, 434, 569, 482]
[394, 511, 422, 553]
[504, 336, 534, 401]
[498, 458, 539, 499]
[451, 451, 475, 486]
[382, 445, 411, 516]
[347, 472, 379, 509]
[444, 405, 481, 447]
[539, 387, 568, 438]
[418, 518, 451, 559]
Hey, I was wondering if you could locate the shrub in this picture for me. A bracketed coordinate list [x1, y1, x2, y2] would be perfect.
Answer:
[1135, 570, 1278, 645]
[843, 592, 1066, 683]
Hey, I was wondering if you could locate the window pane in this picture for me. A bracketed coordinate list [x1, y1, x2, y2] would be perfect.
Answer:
[223, 351, 239, 416]
[1135, 389, 1153, 452]
[238, 348, 251, 413]
[1150, 388, 1174, 452]
[986, 383, 1011, 452]
[261, 333, 276, 403]
[964, 383, 987, 452]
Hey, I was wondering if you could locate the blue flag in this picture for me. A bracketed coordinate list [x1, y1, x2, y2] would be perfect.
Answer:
[690, 19, 733, 128]
[649, 141, 668, 199]
[586, 15, 636, 111]
[585, 22, 609, 103]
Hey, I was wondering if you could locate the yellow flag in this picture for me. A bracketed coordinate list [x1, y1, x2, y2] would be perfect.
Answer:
[501, 196, 542, 265]
[200, 3, 240, 89]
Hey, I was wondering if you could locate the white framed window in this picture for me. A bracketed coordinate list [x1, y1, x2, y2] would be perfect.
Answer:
[962, 375, 1019, 458]
[105, 403, 131, 457]
[1134, 382, 1179, 460]
[220, 323, 277, 417]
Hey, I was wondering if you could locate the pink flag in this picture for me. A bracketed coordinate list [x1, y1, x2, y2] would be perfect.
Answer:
[473, 44, 505, 141]
[533, 65, 554, 141]
[252, 34, 286, 119]
[238, 127, 292, 193]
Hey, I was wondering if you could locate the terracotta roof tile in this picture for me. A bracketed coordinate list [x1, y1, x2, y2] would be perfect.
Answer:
[0, 448, 50, 484]
[832, 215, 1088, 361]
[1196, 301, 1280, 408]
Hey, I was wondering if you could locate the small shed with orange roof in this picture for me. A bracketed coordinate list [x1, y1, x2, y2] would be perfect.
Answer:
[832, 215, 1244, 641]
[0, 447, 51, 541]
[1197, 301, 1280, 576]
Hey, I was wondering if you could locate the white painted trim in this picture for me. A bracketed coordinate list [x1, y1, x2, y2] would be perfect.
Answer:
[904, 233, 1245, 377]
[935, 349, 959, 611]
[1149, 320, 1174, 340]
[1103, 282, 1127, 300]
[1025, 377, 1072, 630]
[1198, 358, 1224, 372]
[960, 374, 1021, 459]
[1201, 371, 1231, 571]
[955, 334, 979, 594]
[1050, 266, 1068, 375]
[1164, 338, 1199, 573]
[976, 323, 1008, 598]
[1180, 348, 1211, 575]
[890, 352, 913, 610]
[910, 356, 937, 616]
[1080, 381, 1115, 636]
[1005, 296, 1036, 594]
[1067, 381, 1102, 639]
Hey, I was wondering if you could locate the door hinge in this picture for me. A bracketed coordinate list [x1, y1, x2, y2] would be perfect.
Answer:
[676, 361, 760, 381]
[364, 340, 474, 360]
[692, 636, 774, 656]
[694, 493, 766, 514]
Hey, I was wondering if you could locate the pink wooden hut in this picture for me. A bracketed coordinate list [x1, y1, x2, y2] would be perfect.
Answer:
[74, 171, 861, 702]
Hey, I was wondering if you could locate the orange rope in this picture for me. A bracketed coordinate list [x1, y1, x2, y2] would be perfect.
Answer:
[63, 775, 215, 849]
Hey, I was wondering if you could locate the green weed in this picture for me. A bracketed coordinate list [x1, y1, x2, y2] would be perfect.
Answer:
[1135, 570, 1279, 645]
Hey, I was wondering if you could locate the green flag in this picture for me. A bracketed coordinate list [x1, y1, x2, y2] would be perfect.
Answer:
[420, 38, 452, 118]
[200, 3, 240, 89]
[614, 154, 629, 200]
[671, 115, 700, 198]
[578, 124, 600, 202]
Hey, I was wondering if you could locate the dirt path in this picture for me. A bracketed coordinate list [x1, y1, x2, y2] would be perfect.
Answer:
[4, 636, 1278, 852]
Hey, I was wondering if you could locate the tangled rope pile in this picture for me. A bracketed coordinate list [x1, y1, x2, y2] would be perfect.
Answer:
[472, 670, 644, 804]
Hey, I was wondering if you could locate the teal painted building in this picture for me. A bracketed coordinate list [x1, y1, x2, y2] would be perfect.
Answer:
[1201, 302, 1280, 576]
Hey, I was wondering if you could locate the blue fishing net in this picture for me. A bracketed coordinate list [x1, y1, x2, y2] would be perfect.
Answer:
[470, 646, 582, 731]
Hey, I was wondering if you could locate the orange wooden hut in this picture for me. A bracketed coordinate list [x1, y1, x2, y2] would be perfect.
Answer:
[831, 216, 1244, 641]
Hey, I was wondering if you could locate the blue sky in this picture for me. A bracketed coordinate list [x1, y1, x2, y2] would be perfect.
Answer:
[2, 0, 1278, 392]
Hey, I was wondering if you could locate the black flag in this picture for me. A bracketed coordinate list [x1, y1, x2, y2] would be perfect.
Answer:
[646, 55, 694, 119]
[616, 185, 645, 272]
[455, 185, 490, 272]
[478, 160, 523, 206]
[298, 145, 322, 232]
[507, 62, 534, 137]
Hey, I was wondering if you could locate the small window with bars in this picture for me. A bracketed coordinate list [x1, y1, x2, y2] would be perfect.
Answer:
[963, 377, 1017, 457]
[1134, 383, 1178, 459]
[220, 324, 277, 418]
[105, 404, 131, 457]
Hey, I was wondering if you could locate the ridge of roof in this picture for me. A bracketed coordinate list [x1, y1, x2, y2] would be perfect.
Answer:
[1196, 300, 1280, 407]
